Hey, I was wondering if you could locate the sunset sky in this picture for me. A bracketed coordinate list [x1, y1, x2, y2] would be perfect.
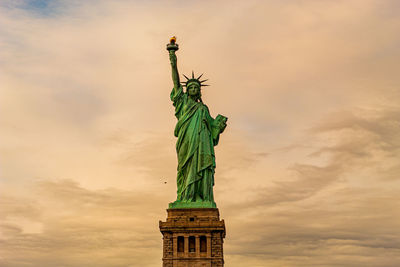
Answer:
[1, 0, 400, 266]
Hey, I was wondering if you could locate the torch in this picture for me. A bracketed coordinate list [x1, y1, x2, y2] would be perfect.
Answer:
[166, 36, 179, 52]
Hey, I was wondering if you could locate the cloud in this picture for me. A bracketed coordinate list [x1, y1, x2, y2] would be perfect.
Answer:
[222, 107, 400, 266]
[1, 0, 400, 266]
[224, 184, 400, 267]
[0, 179, 165, 267]
[309, 108, 400, 180]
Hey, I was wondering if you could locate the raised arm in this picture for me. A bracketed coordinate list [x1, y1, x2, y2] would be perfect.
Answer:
[169, 50, 180, 90]
[167, 37, 180, 92]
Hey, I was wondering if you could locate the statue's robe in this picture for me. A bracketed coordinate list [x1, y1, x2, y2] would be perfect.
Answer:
[171, 86, 222, 202]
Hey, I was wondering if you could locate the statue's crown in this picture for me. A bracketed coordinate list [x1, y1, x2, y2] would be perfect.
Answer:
[181, 71, 209, 88]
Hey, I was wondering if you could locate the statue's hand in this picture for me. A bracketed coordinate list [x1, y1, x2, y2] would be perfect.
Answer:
[169, 51, 177, 67]
[218, 121, 227, 133]
[214, 115, 227, 134]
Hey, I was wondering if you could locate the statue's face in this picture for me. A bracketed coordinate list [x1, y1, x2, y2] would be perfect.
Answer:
[187, 83, 200, 97]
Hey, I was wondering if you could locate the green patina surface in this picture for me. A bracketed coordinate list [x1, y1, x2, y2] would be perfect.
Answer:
[167, 38, 227, 209]
[169, 200, 217, 209]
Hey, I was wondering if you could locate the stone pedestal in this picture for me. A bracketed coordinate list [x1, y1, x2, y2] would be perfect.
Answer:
[159, 208, 225, 267]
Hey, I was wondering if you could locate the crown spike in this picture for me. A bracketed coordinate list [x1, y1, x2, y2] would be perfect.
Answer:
[202, 84, 210, 87]
[183, 74, 190, 80]
[199, 79, 208, 83]
[192, 70, 194, 79]
[197, 73, 204, 80]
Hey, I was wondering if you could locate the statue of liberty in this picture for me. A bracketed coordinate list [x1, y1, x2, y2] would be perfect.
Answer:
[167, 37, 227, 209]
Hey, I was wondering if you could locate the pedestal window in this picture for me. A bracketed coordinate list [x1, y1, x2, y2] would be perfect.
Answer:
[189, 236, 196, 252]
[200, 236, 207, 253]
[177, 236, 184, 252]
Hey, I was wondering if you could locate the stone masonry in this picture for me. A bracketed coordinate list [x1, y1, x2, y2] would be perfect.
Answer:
[159, 208, 225, 267]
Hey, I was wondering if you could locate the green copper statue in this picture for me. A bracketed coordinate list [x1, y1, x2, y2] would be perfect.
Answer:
[167, 37, 228, 209]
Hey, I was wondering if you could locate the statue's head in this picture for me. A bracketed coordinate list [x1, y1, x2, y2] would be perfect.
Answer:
[187, 81, 201, 99]
[182, 71, 209, 101]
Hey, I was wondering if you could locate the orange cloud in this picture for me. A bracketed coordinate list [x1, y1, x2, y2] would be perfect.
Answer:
[1, 0, 400, 266]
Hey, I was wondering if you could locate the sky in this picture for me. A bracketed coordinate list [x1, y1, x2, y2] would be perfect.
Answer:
[1, 0, 400, 266]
